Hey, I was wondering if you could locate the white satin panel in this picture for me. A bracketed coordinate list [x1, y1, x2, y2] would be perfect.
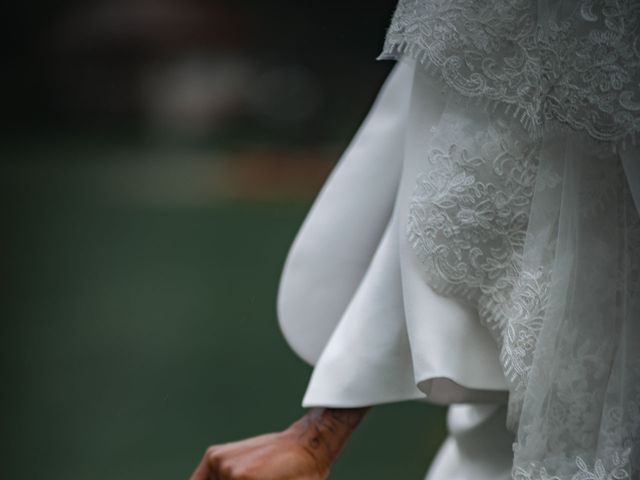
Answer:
[278, 60, 508, 409]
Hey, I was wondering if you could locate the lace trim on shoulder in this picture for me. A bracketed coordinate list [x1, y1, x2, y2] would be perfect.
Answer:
[379, 0, 640, 150]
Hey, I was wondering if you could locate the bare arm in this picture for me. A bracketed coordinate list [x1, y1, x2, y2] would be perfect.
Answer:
[190, 407, 370, 480]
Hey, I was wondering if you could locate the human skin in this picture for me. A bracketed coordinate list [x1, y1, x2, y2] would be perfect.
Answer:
[190, 407, 370, 480]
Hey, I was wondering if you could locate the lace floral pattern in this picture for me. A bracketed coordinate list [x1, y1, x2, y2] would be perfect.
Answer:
[406, 96, 640, 478]
[512, 451, 631, 480]
[380, 0, 640, 147]
[407, 109, 543, 407]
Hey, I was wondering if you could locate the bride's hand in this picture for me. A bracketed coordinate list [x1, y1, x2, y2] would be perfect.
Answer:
[190, 428, 328, 480]
[190, 407, 369, 480]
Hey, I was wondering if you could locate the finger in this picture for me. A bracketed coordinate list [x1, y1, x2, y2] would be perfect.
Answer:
[190, 448, 219, 480]
[189, 459, 209, 480]
[189, 457, 210, 480]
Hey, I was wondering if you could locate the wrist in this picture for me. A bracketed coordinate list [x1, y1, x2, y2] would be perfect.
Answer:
[287, 407, 370, 465]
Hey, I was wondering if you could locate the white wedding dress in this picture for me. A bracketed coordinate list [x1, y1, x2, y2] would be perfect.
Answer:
[277, 2, 640, 478]
[278, 59, 515, 480]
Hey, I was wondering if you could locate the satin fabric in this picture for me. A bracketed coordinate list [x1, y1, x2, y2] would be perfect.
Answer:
[277, 60, 512, 479]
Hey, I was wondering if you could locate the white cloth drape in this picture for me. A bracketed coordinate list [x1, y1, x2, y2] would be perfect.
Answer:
[278, 60, 514, 480]
[278, 3, 640, 478]
[278, 53, 640, 479]
[278, 60, 508, 407]
[376, 1, 640, 478]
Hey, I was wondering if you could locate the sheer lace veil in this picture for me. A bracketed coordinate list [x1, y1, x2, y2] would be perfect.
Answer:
[380, 1, 640, 478]
[510, 131, 640, 479]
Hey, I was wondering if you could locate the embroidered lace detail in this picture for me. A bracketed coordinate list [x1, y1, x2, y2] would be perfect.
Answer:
[407, 108, 542, 408]
[381, 0, 640, 147]
[512, 451, 631, 480]
[406, 96, 640, 478]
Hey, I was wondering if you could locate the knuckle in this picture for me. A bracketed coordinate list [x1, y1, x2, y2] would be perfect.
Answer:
[218, 460, 234, 477]
[220, 463, 253, 480]
[234, 470, 256, 480]
[205, 446, 220, 462]
[231, 471, 252, 480]
[205, 445, 218, 455]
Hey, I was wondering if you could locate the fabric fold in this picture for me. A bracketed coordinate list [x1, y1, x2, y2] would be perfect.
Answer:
[279, 60, 509, 410]
[278, 2, 640, 478]
[277, 59, 411, 366]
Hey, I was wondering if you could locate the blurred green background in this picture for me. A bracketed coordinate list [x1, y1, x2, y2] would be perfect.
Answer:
[2, 1, 447, 478]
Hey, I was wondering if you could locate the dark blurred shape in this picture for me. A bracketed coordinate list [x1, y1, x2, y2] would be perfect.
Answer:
[4, 0, 396, 147]
[245, 65, 321, 125]
[140, 54, 253, 139]
[43, 0, 252, 130]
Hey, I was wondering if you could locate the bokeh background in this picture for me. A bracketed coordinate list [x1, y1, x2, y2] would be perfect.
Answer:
[2, 1, 447, 478]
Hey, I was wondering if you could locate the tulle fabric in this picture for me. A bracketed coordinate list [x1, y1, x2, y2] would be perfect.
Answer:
[378, 1, 640, 478]
[510, 130, 640, 479]
[400, 76, 640, 479]
[280, 32, 640, 479]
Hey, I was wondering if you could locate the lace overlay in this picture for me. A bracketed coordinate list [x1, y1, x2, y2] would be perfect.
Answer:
[407, 109, 542, 409]
[512, 451, 631, 480]
[380, 0, 640, 147]
[406, 93, 640, 479]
